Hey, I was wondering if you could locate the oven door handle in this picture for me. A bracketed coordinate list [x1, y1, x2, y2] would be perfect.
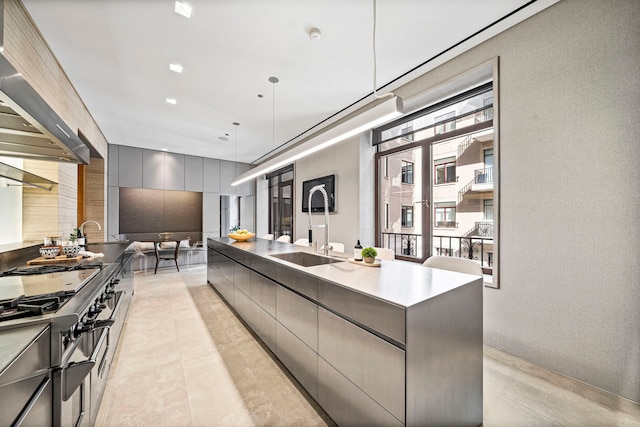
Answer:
[63, 328, 108, 401]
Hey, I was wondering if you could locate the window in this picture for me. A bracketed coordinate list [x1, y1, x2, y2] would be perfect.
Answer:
[434, 202, 456, 227]
[435, 157, 456, 184]
[434, 111, 456, 134]
[374, 78, 498, 287]
[484, 199, 493, 221]
[401, 206, 414, 228]
[266, 165, 294, 237]
[401, 161, 414, 184]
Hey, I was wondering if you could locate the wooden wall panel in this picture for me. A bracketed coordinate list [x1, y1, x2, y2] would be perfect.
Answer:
[83, 158, 105, 242]
[21, 160, 77, 242]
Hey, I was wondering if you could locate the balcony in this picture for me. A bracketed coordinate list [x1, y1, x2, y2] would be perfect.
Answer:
[464, 221, 494, 238]
[379, 232, 493, 274]
[458, 167, 493, 203]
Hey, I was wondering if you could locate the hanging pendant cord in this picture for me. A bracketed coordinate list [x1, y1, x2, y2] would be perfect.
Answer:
[373, 0, 394, 100]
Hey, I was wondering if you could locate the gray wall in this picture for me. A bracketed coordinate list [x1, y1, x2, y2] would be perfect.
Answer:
[108, 145, 253, 239]
[286, 0, 640, 402]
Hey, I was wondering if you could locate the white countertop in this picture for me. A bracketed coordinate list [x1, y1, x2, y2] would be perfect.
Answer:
[212, 237, 481, 308]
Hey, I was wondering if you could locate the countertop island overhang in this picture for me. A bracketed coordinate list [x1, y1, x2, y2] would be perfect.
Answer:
[208, 237, 483, 427]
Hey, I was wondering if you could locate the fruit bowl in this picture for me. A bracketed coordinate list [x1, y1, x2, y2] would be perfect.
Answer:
[62, 245, 82, 258]
[228, 232, 255, 242]
[159, 232, 174, 241]
[39, 246, 61, 259]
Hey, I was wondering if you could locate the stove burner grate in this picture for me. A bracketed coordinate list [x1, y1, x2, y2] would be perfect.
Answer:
[0, 263, 103, 277]
[0, 291, 66, 321]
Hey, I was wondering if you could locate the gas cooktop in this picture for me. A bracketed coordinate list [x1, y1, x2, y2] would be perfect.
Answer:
[0, 263, 103, 322]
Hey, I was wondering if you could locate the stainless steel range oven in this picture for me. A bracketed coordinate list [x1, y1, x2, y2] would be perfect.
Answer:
[0, 252, 134, 427]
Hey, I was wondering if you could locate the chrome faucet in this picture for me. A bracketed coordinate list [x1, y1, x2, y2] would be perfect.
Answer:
[79, 220, 102, 244]
[308, 184, 332, 256]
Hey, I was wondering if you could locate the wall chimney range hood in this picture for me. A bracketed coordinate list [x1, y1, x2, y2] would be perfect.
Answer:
[0, 160, 56, 190]
[0, 54, 90, 164]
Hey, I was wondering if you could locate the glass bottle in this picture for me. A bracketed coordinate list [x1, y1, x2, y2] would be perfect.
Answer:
[354, 240, 363, 261]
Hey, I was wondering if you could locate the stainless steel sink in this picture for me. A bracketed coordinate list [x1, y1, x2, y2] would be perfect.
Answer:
[270, 251, 345, 267]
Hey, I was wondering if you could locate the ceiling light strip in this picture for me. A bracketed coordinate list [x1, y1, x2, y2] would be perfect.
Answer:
[231, 95, 403, 186]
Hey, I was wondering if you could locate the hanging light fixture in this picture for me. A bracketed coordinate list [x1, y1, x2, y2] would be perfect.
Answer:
[269, 76, 279, 150]
[231, 0, 403, 186]
[233, 121, 240, 173]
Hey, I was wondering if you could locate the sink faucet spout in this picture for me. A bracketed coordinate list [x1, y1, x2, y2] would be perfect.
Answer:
[79, 221, 102, 244]
[308, 185, 332, 256]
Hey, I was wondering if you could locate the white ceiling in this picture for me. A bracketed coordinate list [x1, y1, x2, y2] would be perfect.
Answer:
[22, 0, 540, 164]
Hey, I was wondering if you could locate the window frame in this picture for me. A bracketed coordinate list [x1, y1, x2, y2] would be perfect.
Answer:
[401, 205, 414, 228]
[401, 161, 414, 184]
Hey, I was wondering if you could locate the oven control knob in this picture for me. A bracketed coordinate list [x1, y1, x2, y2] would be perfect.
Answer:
[73, 321, 92, 337]
[88, 303, 104, 316]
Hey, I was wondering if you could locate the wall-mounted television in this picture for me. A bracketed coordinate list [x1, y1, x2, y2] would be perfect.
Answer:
[302, 174, 336, 213]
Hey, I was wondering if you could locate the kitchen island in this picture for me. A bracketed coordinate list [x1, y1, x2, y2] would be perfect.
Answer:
[208, 237, 483, 427]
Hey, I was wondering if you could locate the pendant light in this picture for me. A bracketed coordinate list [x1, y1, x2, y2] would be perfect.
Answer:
[269, 76, 279, 150]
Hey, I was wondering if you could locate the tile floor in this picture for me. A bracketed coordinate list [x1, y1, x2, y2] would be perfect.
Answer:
[96, 266, 640, 427]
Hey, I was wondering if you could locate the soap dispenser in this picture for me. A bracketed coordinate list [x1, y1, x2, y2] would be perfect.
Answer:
[354, 240, 363, 261]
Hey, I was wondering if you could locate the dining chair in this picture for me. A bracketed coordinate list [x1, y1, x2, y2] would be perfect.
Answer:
[276, 235, 291, 243]
[293, 238, 309, 246]
[328, 242, 345, 252]
[187, 240, 206, 269]
[373, 247, 395, 261]
[154, 241, 181, 274]
[423, 256, 482, 276]
[132, 241, 154, 274]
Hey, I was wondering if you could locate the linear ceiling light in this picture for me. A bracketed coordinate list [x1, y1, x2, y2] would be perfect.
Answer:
[169, 63, 183, 73]
[231, 95, 403, 186]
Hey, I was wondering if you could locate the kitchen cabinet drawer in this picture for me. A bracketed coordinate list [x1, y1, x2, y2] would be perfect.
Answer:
[276, 286, 317, 351]
[215, 277, 235, 308]
[250, 301, 276, 352]
[234, 287, 251, 322]
[250, 272, 276, 317]
[0, 326, 50, 386]
[318, 307, 405, 423]
[318, 357, 402, 427]
[234, 263, 251, 296]
[276, 323, 317, 400]
[275, 264, 317, 300]
[318, 277, 405, 346]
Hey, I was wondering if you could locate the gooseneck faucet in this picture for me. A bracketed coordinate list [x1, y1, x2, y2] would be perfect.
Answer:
[308, 184, 332, 256]
[79, 220, 102, 244]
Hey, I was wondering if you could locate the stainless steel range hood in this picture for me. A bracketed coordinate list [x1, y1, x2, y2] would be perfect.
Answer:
[0, 160, 56, 190]
[0, 53, 90, 164]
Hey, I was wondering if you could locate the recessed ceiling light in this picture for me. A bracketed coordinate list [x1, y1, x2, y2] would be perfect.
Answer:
[308, 27, 322, 41]
[174, 1, 192, 18]
[169, 63, 183, 73]
[166, 98, 177, 105]
[161, 148, 169, 152]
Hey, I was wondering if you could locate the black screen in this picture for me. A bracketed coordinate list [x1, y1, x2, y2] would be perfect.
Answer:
[301, 175, 335, 212]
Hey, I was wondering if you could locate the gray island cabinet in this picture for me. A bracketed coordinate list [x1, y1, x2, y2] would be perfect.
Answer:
[207, 237, 483, 426]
